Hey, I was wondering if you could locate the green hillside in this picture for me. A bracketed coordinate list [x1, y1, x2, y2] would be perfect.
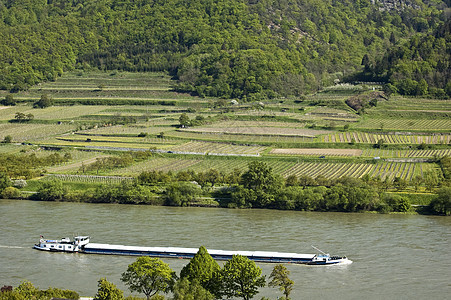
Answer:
[0, 0, 449, 99]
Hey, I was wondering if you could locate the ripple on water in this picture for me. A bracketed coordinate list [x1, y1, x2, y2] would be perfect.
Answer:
[0, 200, 450, 299]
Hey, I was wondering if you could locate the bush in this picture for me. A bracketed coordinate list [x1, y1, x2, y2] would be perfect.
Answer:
[1, 94, 16, 106]
[429, 187, 451, 216]
[33, 94, 53, 108]
[35, 180, 68, 201]
[384, 194, 411, 212]
[164, 182, 202, 206]
[2, 186, 20, 199]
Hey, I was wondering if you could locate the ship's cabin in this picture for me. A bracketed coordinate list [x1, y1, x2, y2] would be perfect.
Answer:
[74, 236, 90, 245]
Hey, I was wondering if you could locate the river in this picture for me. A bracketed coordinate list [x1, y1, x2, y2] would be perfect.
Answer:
[0, 199, 450, 299]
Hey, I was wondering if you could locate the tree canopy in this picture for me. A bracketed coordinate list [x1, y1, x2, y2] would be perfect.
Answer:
[121, 257, 176, 300]
[220, 255, 266, 300]
[0, 0, 448, 98]
[180, 246, 221, 295]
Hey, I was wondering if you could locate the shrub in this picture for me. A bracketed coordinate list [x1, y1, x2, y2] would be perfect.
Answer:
[2, 186, 20, 199]
[1, 94, 16, 106]
[33, 94, 53, 108]
[2, 135, 12, 143]
[384, 194, 410, 212]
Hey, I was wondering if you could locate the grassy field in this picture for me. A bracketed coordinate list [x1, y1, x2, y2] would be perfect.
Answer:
[1, 71, 449, 193]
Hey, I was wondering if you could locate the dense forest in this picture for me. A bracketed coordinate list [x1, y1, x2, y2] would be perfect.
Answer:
[0, 0, 449, 99]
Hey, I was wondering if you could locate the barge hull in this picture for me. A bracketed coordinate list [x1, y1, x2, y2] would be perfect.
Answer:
[82, 243, 315, 264]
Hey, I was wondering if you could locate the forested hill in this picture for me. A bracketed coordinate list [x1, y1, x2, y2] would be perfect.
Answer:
[369, 19, 451, 98]
[0, 0, 448, 99]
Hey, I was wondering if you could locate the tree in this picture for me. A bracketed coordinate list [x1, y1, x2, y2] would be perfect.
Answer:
[240, 161, 282, 193]
[164, 182, 202, 206]
[180, 246, 221, 295]
[2, 186, 20, 199]
[1, 94, 16, 106]
[34, 94, 52, 108]
[93, 278, 124, 300]
[384, 194, 410, 212]
[205, 169, 221, 187]
[35, 180, 67, 201]
[0, 172, 12, 193]
[429, 187, 451, 216]
[298, 175, 315, 189]
[424, 171, 439, 192]
[268, 264, 294, 300]
[121, 257, 175, 300]
[179, 113, 190, 127]
[3, 135, 12, 143]
[285, 175, 298, 187]
[361, 54, 371, 71]
[374, 139, 385, 148]
[412, 175, 423, 192]
[220, 255, 266, 300]
[393, 177, 407, 191]
[172, 278, 214, 300]
[15, 112, 26, 122]
[14, 281, 38, 300]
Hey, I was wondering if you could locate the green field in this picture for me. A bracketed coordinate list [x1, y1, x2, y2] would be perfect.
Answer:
[1, 71, 449, 192]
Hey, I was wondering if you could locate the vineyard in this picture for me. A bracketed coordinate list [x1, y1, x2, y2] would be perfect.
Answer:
[270, 148, 362, 156]
[166, 130, 316, 144]
[180, 126, 329, 137]
[354, 118, 451, 132]
[1, 71, 449, 199]
[361, 149, 451, 158]
[0, 105, 108, 121]
[43, 174, 133, 184]
[0, 123, 77, 142]
[320, 132, 451, 144]
[282, 161, 430, 181]
[96, 155, 440, 182]
[168, 141, 266, 155]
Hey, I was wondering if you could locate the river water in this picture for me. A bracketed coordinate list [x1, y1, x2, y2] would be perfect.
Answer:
[0, 199, 450, 299]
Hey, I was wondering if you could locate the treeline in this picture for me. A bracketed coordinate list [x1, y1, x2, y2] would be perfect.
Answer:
[1, 247, 295, 300]
[0, 0, 448, 99]
[23, 161, 451, 215]
[111, 247, 292, 300]
[0, 152, 71, 179]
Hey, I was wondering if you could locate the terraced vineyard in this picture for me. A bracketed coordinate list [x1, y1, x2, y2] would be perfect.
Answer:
[320, 132, 451, 144]
[169, 141, 266, 155]
[1, 71, 449, 194]
[270, 148, 362, 156]
[361, 149, 451, 158]
[166, 130, 316, 144]
[282, 161, 429, 180]
[355, 118, 451, 131]
[0, 123, 77, 142]
[180, 126, 329, 137]
[43, 174, 133, 184]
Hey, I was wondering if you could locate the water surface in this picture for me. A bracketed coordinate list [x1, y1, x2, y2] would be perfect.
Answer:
[0, 200, 450, 299]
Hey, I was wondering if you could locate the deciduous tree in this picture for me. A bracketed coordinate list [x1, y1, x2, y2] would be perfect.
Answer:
[220, 255, 266, 300]
[180, 246, 221, 296]
[93, 278, 124, 300]
[121, 257, 175, 300]
[268, 264, 294, 300]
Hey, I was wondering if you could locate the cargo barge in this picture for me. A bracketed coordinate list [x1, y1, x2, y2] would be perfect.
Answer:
[34, 236, 352, 265]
